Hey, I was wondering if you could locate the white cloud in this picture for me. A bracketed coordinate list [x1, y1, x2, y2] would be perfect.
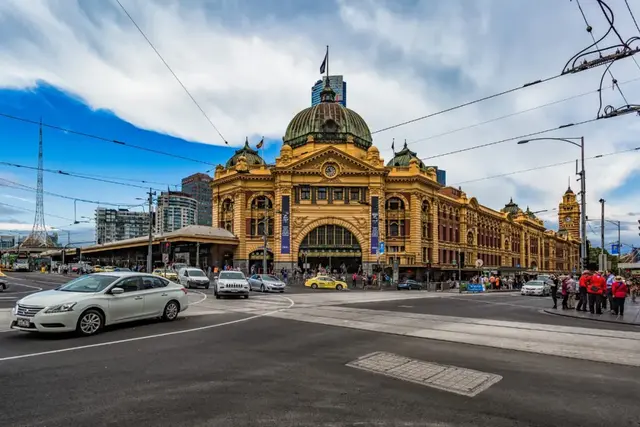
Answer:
[1, 0, 640, 244]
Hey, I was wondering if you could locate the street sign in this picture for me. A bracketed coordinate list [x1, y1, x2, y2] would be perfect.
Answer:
[162, 253, 169, 264]
[379, 241, 385, 255]
[611, 244, 620, 256]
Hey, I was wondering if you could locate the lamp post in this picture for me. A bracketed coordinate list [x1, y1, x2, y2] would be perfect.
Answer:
[517, 137, 586, 272]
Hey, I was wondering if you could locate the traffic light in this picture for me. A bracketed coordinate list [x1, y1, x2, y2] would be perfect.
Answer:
[161, 242, 171, 254]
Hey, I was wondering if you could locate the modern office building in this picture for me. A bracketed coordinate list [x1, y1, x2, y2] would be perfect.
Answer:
[156, 191, 198, 233]
[181, 173, 213, 226]
[311, 75, 347, 107]
[0, 235, 16, 249]
[95, 208, 151, 244]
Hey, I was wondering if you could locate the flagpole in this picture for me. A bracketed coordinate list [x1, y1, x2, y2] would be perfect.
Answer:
[326, 45, 329, 81]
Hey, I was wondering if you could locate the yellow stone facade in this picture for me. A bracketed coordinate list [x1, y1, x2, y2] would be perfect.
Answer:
[211, 83, 581, 277]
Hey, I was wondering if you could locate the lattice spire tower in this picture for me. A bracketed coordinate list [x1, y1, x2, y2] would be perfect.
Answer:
[22, 120, 53, 247]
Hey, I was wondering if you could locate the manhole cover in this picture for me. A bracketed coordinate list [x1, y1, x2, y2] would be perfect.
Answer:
[347, 352, 502, 397]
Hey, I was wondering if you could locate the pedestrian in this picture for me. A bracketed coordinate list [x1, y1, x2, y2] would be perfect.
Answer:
[550, 275, 558, 309]
[576, 270, 591, 312]
[611, 276, 628, 316]
[561, 275, 570, 309]
[604, 271, 614, 312]
[567, 275, 576, 309]
[587, 271, 606, 314]
[352, 272, 357, 289]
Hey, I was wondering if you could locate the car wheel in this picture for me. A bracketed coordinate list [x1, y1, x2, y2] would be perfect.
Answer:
[244, 294, 249, 299]
[162, 301, 180, 321]
[311, 283, 318, 289]
[76, 309, 103, 336]
[260, 284, 266, 293]
[336, 284, 343, 291]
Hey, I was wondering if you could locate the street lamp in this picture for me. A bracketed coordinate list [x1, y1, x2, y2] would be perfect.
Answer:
[517, 137, 586, 271]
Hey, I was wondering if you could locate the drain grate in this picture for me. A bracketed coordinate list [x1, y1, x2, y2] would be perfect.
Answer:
[347, 352, 502, 397]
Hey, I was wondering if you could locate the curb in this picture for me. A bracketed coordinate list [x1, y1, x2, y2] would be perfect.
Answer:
[542, 308, 640, 326]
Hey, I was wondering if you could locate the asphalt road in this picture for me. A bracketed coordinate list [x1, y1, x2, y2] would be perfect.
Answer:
[345, 292, 640, 331]
[1, 310, 639, 427]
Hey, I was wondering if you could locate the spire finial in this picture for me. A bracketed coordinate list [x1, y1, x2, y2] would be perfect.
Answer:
[403, 139, 408, 149]
[244, 137, 249, 147]
[509, 197, 513, 203]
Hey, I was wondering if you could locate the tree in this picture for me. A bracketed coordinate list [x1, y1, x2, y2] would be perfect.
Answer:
[587, 244, 618, 271]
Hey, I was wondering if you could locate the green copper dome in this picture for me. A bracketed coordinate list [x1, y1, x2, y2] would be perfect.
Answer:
[225, 138, 266, 168]
[525, 206, 538, 219]
[283, 83, 372, 149]
[501, 198, 520, 217]
[386, 141, 427, 169]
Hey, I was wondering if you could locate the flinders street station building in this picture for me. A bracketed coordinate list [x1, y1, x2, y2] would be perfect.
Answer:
[212, 81, 581, 279]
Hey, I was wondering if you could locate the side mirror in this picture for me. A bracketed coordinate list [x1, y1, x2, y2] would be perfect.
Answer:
[111, 287, 125, 295]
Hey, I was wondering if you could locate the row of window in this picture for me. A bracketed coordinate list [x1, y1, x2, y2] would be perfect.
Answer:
[294, 186, 367, 204]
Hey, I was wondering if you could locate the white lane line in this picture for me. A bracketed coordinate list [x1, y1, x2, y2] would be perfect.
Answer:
[188, 290, 207, 305]
[0, 295, 295, 362]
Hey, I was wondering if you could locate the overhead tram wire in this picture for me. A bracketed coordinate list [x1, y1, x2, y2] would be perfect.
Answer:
[0, 201, 74, 223]
[114, 0, 229, 145]
[0, 161, 165, 191]
[419, 116, 602, 161]
[451, 145, 640, 186]
[0, 178, 142, 207]
[0, 112, 217, 167]
[623, 0, 640, 71]
[406, 76, 640, 147]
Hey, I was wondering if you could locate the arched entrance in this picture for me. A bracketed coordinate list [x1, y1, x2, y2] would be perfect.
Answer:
[248, 249, 274, 274]
[298, 224, 362, 274]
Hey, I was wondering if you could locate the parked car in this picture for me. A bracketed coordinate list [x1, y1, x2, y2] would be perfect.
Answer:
[10, 272, 189, 336]
[397, 279, 422, 290]
[178, 267, 210, 289]
[248, 274, 286, 293]
[304, 275, 347, 291]
[521, 280, 550, 296]
[214, 271, 249, 299]
[153, 268, 179, 282]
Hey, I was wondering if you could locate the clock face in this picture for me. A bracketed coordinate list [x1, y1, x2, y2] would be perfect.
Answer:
[564, 216, 572, 223]
[324, 164, 337, 178]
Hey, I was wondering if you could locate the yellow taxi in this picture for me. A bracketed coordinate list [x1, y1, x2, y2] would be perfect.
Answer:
[304, 275, 348, 291]
[93, 266, 105, 273]
[153, 268, 179, 282]
[103, 266, 115, 272]
[0, 269, 8, 291]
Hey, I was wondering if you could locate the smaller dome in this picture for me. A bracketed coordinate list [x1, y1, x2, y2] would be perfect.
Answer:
[565, 185, 574, 195]
[386, 140, 426, 169]
[225, 137, 266, 168]
[525, 206, 538, 219]
[502, 198, 520, 216]
[367, 145, 379, 154]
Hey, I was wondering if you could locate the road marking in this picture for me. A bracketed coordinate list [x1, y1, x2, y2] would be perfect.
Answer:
[188, 290, 207, 305]
[0, 295, 295, 362]
[347, 352, 502, 397]
[3, 283, 43, 292]
[397, 305, 414, 308]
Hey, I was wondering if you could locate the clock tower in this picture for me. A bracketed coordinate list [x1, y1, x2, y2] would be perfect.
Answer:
[558, 186, 580, 240]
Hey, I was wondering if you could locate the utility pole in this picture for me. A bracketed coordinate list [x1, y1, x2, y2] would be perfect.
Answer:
[262, 210, 268, 274]
[147, 188, 156, 273]
[599, 198, 605, 271]
[579, 137, 587, 273]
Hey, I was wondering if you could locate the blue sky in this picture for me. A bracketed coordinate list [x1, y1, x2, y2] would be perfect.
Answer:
[2, 0, 640, 251]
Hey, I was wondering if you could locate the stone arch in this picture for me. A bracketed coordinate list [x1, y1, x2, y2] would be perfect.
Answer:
[530, 260, 538, 269]
[292, 217, 367, 256]
[247, 193, 274, 209]
[385, 193, 410, 208]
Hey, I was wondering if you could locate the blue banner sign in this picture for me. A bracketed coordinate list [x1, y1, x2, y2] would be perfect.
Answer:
[370, 196, 379, 255]
[467, 283, 484, 293]
[379, 241, 385, 255]
[281, 195, 290, 254]
[611, 244, 619, 256]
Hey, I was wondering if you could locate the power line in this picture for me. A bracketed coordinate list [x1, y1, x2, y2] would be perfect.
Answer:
[406, 76, 640, 147]
[452, 145, 640, 186]
[0, 201, 74, 222]
[0, 161, 164, 191]
[114, 0, 229, 145]
[420, 117, 601, 161]
[0, 178, 142, 207]
[0, 111, 218, 166]
[624, 0, 640, 35]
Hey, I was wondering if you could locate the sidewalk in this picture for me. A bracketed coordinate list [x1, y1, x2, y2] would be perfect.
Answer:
[543, 301, 640, 326]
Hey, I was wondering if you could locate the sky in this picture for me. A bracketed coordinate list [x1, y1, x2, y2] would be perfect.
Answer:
[1, 0, 640, 252]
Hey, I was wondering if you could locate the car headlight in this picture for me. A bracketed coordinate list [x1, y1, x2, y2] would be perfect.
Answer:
[45, 302, 77, 313]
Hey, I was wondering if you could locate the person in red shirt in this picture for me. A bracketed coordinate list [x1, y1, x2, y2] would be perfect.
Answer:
[611, 276, 629, 316]
[587, 271, 606, 314]
[576, 270, 591, 312]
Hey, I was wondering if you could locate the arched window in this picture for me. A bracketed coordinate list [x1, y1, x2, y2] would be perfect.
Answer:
[249, 196, 274, 237]
[219, 198, 234, 232]
[385, 197, 406, 238]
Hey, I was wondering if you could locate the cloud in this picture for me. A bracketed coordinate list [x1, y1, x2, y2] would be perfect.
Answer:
[0, 204, 24, 216]
[1, 0, 640, 244]
[2, 194, 33, 203]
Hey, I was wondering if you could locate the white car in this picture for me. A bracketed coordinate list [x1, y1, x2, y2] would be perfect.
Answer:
[247, 274, 286, 293]
[178, 267, 210, 289]
[521, 280, 550, 296]
[10, 272, 189, 336]
[214, 271, 249, 299]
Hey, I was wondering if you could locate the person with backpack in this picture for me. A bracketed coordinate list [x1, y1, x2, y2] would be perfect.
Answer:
[587, 270, 606, 314]
[611, 276, 628, 316]
[576, 270, 591, 312]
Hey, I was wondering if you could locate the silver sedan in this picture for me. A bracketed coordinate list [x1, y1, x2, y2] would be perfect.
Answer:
[247, 274, 286, 293]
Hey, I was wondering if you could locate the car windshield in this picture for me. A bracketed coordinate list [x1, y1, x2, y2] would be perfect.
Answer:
[262, 275, 279, 282]
[188, 269, 206, 277]
[527, 281, 544, 287]
[58, 275, 118, 293]
[220, 272, 245, 280]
